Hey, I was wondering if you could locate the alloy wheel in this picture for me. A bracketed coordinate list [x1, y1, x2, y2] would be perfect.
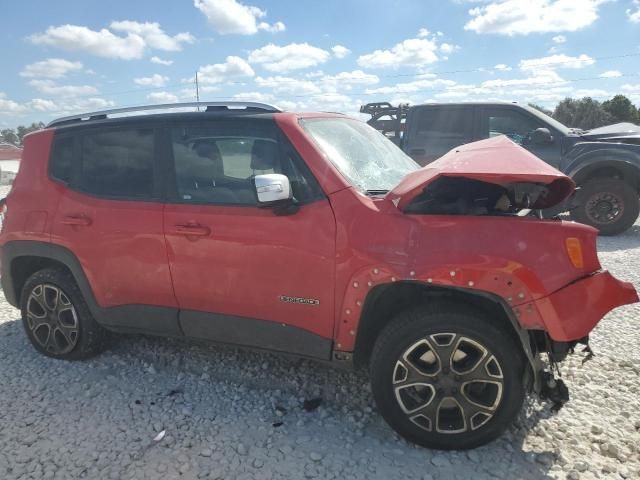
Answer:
[392, 333, 504, 434]
[25, 284, 79, 355]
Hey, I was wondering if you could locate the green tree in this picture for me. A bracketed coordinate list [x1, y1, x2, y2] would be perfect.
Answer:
[602, 95, 639, 124]
[553, 97, 613, 130]
[0, 129, 19, 146]
[16, 122, 45, 144]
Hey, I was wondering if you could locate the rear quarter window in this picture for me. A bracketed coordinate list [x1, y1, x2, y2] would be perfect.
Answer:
[50, 135, 74, 184]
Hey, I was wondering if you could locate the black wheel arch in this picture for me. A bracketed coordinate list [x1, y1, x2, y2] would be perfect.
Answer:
[353, 281, 539, 388]
[2, 240, 99, 312]
[567, 154, 640, 191]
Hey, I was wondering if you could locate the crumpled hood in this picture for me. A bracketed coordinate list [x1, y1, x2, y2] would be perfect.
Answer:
[386, 135, 575, 210]
[580, 122, 640, 143]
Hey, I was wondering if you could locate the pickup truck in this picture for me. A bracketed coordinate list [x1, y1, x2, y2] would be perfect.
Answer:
[362, 102, 640, 235]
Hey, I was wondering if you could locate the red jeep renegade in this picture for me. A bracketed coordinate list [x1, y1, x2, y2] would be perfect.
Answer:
[0, 102, 636, 450]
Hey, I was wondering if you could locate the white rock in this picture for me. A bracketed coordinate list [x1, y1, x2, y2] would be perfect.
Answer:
[310, 452, 322, 462]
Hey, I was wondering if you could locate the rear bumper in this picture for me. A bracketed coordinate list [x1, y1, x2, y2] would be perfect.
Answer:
[533, 270, 638, 341]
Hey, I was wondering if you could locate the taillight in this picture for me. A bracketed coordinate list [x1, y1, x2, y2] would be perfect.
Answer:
[565, 237, 584, 268]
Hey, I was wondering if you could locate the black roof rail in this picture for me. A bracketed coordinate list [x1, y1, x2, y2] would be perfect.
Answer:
[47, 101, 282, 127]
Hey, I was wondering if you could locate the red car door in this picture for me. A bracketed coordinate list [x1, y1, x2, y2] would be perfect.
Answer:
[162, 117, 336, 358]
[50, 125, 179, 333]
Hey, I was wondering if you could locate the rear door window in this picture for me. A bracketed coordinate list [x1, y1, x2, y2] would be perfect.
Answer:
[407, 106, 474, 162]
[78, 127, 155, 199]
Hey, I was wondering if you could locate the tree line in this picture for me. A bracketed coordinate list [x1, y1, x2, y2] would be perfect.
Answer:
[530, 94, 638, 130]
[1, 94, 638, 146]
[0, 122, 45, 147]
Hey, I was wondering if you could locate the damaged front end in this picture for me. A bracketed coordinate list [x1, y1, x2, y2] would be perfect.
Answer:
[385, 136, 639, 413]
[386, 135, 575, 217]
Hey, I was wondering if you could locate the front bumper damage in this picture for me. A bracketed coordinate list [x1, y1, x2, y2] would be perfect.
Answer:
[527, 270, 638, 411]
[532, 270, 638, 342]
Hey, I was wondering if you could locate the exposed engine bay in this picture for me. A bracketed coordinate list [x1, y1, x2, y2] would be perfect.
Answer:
[404, 176, 556, 216]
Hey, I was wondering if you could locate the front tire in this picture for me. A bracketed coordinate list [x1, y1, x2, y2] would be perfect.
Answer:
[570, 178, 639, 236]
[370, 304, 525, 450]
[20, 268, 109, 360]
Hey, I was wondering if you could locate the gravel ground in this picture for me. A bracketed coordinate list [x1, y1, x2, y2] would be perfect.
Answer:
[0, 183, 638, 480]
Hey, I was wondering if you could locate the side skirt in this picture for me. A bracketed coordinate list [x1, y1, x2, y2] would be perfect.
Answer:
[179, 310, 333, 360]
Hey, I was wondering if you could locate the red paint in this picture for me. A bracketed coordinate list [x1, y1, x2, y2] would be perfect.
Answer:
[163, 200, 336, 338]
[1, 115, 636, 355]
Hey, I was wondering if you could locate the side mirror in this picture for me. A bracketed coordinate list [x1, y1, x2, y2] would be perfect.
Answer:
[530, 128, 553, 145]
[254, 174, 292, 204]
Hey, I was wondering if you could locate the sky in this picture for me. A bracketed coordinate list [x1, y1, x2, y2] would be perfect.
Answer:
[1, 0, 639, 128]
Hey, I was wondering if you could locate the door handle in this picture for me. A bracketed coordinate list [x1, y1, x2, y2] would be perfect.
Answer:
[62, 215, 92, 226]
[173, 224, 210, 237]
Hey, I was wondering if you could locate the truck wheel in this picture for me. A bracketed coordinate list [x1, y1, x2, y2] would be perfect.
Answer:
[20, 268, 109, 360]
[571, 178, 639, 235]
[370, 304, 525, 450]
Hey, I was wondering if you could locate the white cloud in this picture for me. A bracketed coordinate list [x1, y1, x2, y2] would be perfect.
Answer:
[150, 56, 174, 66]
[255, 76, 321, 95]
[622, 83, 640, 90]
[134, 74, 169, 87]
[357, 38, 440, 68]
[258, 21, 286, 33]
[331, 45, 351, 59]
[417, 28, 430, 38]
[31, 97, 115, 114]
[439, 43, 460, 54]
[28, 79, 99, 97]
[0, 93, 115, 116]
[21, 58, 83, 79]
[552, 34, 566, 43]
[31, 25, 145, 60]
[322, 70, 379, 88]
[365, 78, 456, 95]
[30, 22, 193, 60]
[110, 21, 193, 51]
[482, 70, 566, 88]
[194, 0, 285, 35]
[628, 1, 640, 23]
[147, 91, 179, 103]
[0, 93, 26, 113]
[519, 53, 595, 71]
[197, 56, 255, 84]
[248, 43, 330, 72]
[494, 63, 512, 71]
[599, 70, 622, 78]
[465, 0, 607, 35]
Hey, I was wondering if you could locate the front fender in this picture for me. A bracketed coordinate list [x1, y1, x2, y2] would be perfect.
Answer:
[336, 262, 548, 352]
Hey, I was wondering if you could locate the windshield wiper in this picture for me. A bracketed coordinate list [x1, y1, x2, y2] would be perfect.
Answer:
[365, 189, 389, 195]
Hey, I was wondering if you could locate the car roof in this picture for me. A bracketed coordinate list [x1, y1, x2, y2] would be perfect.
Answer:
[47, 102, 349, 132]
[51, 110, 280, 132]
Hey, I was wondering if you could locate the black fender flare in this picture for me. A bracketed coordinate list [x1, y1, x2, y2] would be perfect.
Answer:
[564, 146, 640, 188]
[2, 240, 98, 310]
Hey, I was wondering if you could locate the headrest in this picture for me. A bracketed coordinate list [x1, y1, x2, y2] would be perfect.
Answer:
[250, 140, 278, 170]
[192, 140, 221, 161]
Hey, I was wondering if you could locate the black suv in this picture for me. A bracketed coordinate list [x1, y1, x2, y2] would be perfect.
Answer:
[362, 102, 640, 235]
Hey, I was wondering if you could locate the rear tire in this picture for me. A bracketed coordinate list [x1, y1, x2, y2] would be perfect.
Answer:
[370, 304, 525, 450]
[20, 268, 109, 360]
[571, 178, 639, 236]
